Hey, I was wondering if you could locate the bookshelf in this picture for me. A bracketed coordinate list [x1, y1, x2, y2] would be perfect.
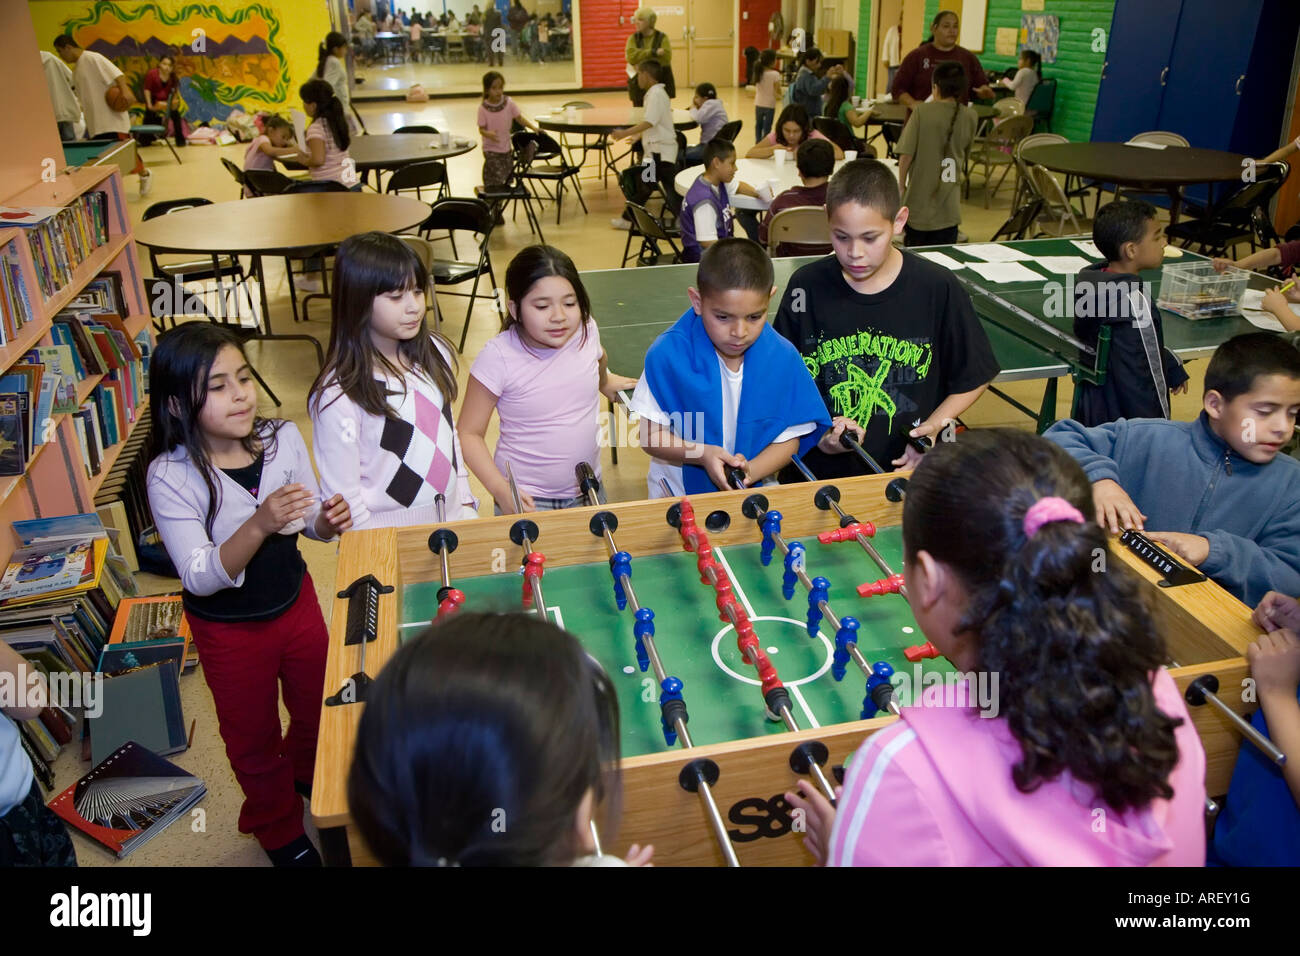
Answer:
[0, 160, 154, 573]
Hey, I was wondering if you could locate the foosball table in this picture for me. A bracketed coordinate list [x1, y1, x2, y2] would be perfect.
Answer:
[311, 471, 1265, 866]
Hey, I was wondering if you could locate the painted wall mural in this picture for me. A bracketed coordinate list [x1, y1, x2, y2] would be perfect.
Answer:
[31, 1, 330, 124]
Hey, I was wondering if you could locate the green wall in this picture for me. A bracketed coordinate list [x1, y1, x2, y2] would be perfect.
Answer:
[858, 0, 1116, 141]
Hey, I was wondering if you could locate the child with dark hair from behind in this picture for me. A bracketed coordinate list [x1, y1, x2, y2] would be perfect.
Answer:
[896, 61, 977, 247]
[147, 322, 352, 866]
[753, 49, 782, 143]
[1073, 200, 1189, 426]
[788, 429, 1207, 865]
[243, 115, 301, 197]
[759, 138, 835, 257]
[348, 611, 653, 866]
[1046, 332, 1300, 607]
[630, 238, 831, 496]
[774, 159, 999, 478]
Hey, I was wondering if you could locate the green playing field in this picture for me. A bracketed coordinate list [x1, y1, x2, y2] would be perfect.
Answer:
[399, 524, 955, 759]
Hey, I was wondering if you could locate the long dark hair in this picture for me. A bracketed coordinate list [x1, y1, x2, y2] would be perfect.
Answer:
[148, 323, 282, 536]
[824, 74, 851, 120]
[774, 103, 811, 147]
[933, 61, 969, 165]
[317, 30, 347, 78]
[299, 78, 349, 150]
[928, 10, 958, 44]
[902, 428, 1183, 813]
[348, 612, 622, 866]
[503, 244, 591, 345]
[1021, 49, 1042, 78]
[310, 232, 457, 419]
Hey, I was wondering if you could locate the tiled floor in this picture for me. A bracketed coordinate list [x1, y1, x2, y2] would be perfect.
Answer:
[53, 87, 1210, 866]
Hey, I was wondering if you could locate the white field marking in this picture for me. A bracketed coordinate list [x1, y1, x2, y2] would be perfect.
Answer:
[401, 619, 432, 629]
[789, 684, 820, 728]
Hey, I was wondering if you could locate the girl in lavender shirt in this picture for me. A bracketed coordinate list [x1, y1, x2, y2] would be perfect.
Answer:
[459, 246, 638, 513]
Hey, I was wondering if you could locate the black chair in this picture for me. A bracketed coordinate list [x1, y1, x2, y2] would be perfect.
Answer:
[625, 203, 683, 266]
[1166, 162, 1290, 256]
[142, 198, 280, 404]
[386, 158, 450, 203]
[393, 124, 439, 135]
[475, 139, 546, 239]
[421, 198, 505, 352]
[714, 119, 743, 144]
[220, 157, 248, 198]
[618, 168, 680, 266]
[284, 179, 350, 193]
[512, 130, 587, 224]
[990, 196, 1046, 242]
[242, 168, 295, 197]
[813, 116, 859, 154]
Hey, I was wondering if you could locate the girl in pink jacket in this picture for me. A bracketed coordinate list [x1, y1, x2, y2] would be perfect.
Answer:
[788, 428, 1207, 866]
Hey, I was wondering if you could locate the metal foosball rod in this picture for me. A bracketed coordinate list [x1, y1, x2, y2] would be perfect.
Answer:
[740, 490, 900, 718]
[505, 462, 549, 621]
[661, 479, 839, 804]
[577, 464, 741, 867]
[790, 456, 910, 603]
[428, 494, 466, 618]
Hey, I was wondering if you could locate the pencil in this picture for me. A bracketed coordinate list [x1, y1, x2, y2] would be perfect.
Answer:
[1280, 280, 1295, 294]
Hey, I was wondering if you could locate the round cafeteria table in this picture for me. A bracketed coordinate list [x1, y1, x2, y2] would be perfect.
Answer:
[538, 107, 698, 185]
[673, 156, 897, 211]
[347, 133, 477, 174]
[1020, 142, 1250, 224]
[133, 193, 432, 366]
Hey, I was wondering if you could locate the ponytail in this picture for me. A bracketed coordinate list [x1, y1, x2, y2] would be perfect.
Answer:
[932, 61, 968, 182]
[299, 77, 350, 150]
[902, 429, 1183, 813]
[317, 30, 347, 79]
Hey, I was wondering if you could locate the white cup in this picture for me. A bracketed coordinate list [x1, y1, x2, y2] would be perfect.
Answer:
[852, 96, 861, 107]
[440, 130, 451, 147]
[773, 149, 787, 166]
[844, 150, 858, 162]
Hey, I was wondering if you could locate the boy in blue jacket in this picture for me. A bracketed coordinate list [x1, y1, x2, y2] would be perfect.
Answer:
[630, 238, 833, 496]
[1045, 332, 1300, 607]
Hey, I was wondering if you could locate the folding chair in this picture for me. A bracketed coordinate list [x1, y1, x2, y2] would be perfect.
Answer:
[512, 130, 587, 224]
[242, 168, 295, 197]
[421, 198, 505, 352]
[967, 114, 1033, 207]
[625, 202, 683, 266]
[475, 139, 546, 239]
[386, 159, 450, 203]
[220, 157, 248, 198]
[1165, 162, 1290, 257]
[766, 206, 832, 256]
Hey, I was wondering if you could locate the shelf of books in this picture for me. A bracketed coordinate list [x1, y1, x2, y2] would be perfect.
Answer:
[0, 161, 153, 608]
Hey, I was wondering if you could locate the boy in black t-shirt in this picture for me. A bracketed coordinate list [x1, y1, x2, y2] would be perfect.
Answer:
[773, 159, 999, 478]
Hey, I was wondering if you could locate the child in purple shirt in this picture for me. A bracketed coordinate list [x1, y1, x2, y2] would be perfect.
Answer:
[458, 246, 637, 512]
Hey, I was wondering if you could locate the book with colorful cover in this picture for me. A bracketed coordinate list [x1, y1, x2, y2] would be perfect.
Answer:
[0, 539, 95, 601]
[108, 595, 193, 670]
[0, 537, 107, 607]
[0, 396, 25, 477]
[47, 740, 206, 859]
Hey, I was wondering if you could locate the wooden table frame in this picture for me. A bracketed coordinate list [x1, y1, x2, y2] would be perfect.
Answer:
[312, 472, 1259, 866]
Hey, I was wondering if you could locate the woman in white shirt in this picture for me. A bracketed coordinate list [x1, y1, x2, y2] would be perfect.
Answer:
[316, 31, 356, 133]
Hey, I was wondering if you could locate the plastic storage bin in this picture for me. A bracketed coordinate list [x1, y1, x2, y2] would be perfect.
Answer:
[1156, 261, 1249, 319]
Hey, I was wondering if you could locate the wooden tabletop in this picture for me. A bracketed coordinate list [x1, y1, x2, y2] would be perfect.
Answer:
[1021, 142, 1250, 186]
[348, 133, 476, 171]
[537, 107, 697, 134]
[133, 194, 432, 254]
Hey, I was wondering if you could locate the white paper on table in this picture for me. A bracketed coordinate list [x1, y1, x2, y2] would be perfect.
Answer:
[917, 251, 967, 270]
[1071, 239, 1103, 259]
[1125, 141, 1168, 150]
[966, 262, 1046, 283]
[1241, 290, 1296, 331]
[291, 108, 308, 153]
[960, 243, 1035, 262]
[1033, 255, 1092, 274]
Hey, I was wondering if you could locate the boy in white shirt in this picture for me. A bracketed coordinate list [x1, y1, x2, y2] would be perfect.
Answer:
[610, 59, 680, 229]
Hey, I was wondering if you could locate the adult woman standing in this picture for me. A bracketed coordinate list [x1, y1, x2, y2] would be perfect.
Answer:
[142, 53, 185, 147]
[624, 7, 674, 106]
[890, 10, 994, 107]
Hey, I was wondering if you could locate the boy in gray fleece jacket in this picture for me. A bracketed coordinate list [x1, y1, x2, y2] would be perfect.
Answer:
[1045, 333, 1300, 607]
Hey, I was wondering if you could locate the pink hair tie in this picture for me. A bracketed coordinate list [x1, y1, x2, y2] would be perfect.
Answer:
[1022, 497, 1085, 539]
